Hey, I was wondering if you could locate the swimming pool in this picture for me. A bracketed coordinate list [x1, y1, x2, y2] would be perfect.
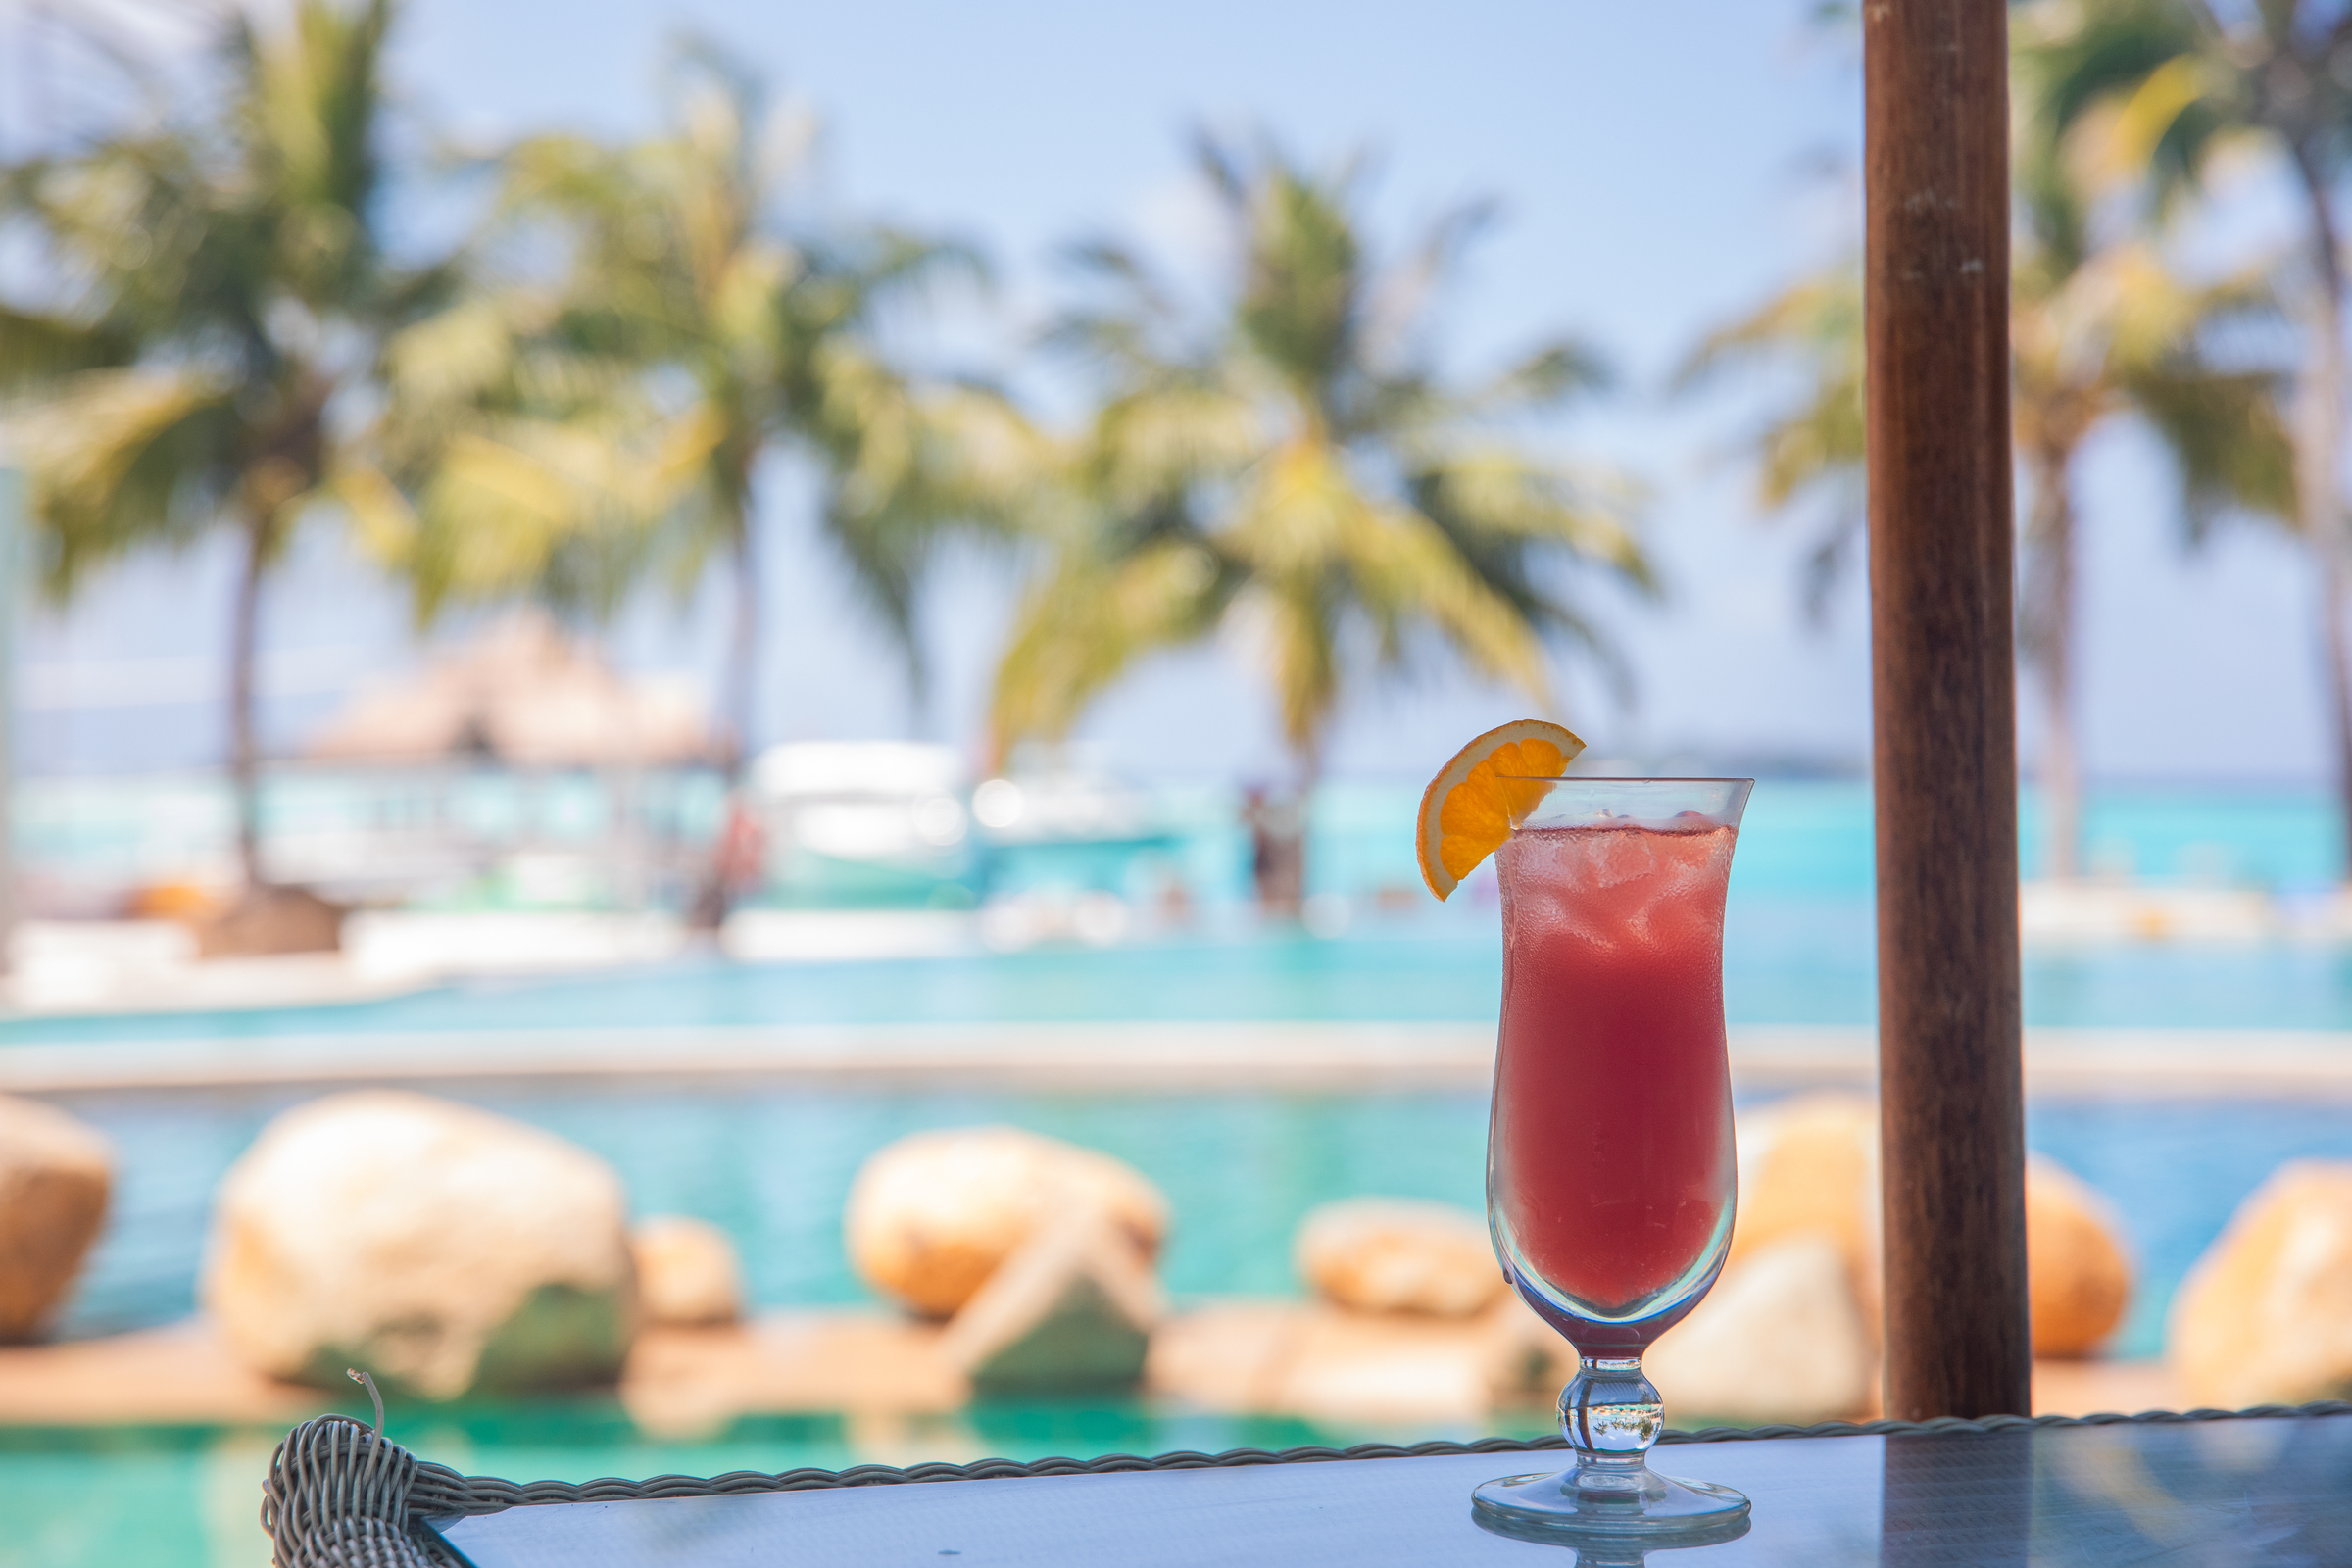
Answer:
[20, 780, 2352, 1355]
[10, 780, 2352, 1568]
[45, 1081, 2352, 1361]
[16, 888, 2352, 1052]
[16, 1081, 2352, 1568]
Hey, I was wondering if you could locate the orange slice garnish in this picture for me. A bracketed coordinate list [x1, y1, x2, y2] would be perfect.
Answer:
[1415, 719, 1587, 901]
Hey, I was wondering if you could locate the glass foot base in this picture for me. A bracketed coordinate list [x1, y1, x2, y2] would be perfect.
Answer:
[1473, 1466, 1751, 1546]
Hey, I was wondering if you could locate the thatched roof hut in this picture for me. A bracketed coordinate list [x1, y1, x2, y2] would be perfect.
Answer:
[309, 612, 713, 768]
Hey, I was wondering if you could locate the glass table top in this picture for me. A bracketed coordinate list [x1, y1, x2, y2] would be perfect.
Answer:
[436, 1412, 2352, 1567]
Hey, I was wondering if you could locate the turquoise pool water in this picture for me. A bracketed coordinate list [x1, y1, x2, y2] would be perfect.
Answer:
[10, 781, 2352, 1566]
[45, 1084, 2352, 1360]
[16, 1084, 2352, 1568]
[21, 780, 2352, 1361]
[0, 1402, 1513, 1568]
[22, 1083, 2352, 1568]
[20, 904, 2352, 1044]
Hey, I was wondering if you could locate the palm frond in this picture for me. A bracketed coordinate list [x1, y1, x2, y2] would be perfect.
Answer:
[2022, 0, 2206, 147]
[1339, 502, 1552, 702]
[1235, 158, 1363, 403]
[0, 306, 135, 387]
[8, 368, 238, 597]
[397, 414, 691, 621]
[1672, 265, 1869, 617]
[2128, 368, 2296, 542]
[1089, 381, 1261, 514]
[989, 539, 1228, 761]
[1409, 450, 1652, 592]
[405, 52, 1004, 690]
[1471, 339, 1615, 413]
[816, 375, 1049, 691]
[995, 130, 1643, 770]
[1672, 271, 1862, 396]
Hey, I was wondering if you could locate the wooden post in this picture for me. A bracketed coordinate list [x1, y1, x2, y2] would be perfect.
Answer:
[1864, 0, 2031, 1419]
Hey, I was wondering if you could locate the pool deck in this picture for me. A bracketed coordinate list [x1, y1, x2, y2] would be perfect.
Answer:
[4, 1022, 2352, 1097]
[0, 1305, 2180, 1436]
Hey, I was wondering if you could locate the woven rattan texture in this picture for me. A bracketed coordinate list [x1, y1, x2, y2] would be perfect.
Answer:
[260, 1397, 2352, 1564]
[261, 1414, 464, 1568]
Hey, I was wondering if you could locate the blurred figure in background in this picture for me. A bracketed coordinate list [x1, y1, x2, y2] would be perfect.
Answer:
[691, 792, 769, 931]
[1243, 786, 1303, 920]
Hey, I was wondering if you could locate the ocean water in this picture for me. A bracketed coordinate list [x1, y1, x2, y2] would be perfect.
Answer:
[13, 780, 2352, 1050]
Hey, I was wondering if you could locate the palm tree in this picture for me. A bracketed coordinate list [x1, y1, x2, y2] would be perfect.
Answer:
[375, 50, 1017, 762]
[991, 134, 1651, 884]
[2028, 0, 2352, 875]
[1680, 67, 2290, 878]
[0, 0, 440, 891]
[360, 49, 1029, 921]
[2013, 33, 2293, 875]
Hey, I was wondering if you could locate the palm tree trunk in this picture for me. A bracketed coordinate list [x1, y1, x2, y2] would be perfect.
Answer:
[2291, 148, 2352, 882]
[1276, 746, 1318, 920]
[228, 508, 270, 890]
[721, 515, 760, 782]
[2320, 550, 2352, 876]
[2021, 445, 2081, 882]
[690, 501, 760, 931]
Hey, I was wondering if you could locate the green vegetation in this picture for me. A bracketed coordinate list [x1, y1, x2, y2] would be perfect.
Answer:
[989, 134, 1650, 793]
[0, 8, 1649, 906]
[8, 0, 2352, 902]
[1682, 1, 2296, 881]
[368, 48, 1028, 774]
[2023, 0, 2352, 877]
[359, 42, 1030, 918]
[0, 0, 440, 885]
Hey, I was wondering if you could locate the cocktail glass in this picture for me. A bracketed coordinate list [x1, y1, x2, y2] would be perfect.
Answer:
[1472, 777, 1756, 1540]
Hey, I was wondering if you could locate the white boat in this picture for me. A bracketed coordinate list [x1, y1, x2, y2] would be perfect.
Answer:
[970, 745, 1160, 847]
[748, 742, 975, 906]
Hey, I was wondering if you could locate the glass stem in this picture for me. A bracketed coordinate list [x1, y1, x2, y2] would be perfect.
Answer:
[1559, 1354, 1664, 1494]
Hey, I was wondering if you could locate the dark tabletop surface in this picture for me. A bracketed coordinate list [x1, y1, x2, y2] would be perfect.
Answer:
[436, 1412, 2352, 1567]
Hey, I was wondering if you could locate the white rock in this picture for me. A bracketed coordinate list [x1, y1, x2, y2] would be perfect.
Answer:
[2170, 1160, 2352, 1408]
[1732, 1093, 1882, 1337]
[202, 1091, 637, 1398]
[846, 1127, 1166, 1318]
[1733, 1097, 2134, 1360]
[632, 1216, 743, 1328]
[0, 1096, 112, 1342]
[1295, 1198, 1503, 1318]
[1646, 1234, 1874, 1427]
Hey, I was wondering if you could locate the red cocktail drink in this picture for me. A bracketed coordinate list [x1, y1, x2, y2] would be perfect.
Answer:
[1470, 777, 1754, 1541]
[1491, 818, 1738, 1337]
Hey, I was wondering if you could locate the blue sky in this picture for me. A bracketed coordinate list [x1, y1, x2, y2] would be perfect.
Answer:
[0, 0, 2331, 783]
